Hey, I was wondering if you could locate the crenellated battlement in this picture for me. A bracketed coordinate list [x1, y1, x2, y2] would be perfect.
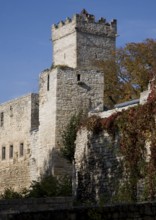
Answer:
[52, 9, 117, 69]
[52, 17, 72, 29]
[52, 9, 117, 37]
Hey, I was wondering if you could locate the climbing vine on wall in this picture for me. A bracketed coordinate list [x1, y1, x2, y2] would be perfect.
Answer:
[61, 111, 84, 163]
[83, 85, 156, 201]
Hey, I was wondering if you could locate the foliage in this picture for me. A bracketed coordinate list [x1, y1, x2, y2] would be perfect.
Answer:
[84, 115, 102, 134]
[26, 175, 72, 198]
[0, 188, 23, 199]
[95, 58, 121, 109]
[84, 113, 119, 137]
[100, 113, 120, 137]
[61, 112, 83, 163]
[83, 84, 156, 202]
[96, 39, 156, 108]
[0, 175, 72, 199]
[112, 181, 134, 204]
[56, 175, 72, 196]
[88, 208, 104, 220]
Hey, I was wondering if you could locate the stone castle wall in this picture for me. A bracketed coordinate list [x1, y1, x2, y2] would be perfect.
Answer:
[0, 9, 117, 192]
[55, 67, 104, 145]
[1, 200, 156, 220]
[74, 128, 121, 202]
[52, 18, 77, 68]
[77, 31, 116, 69]
[74, 90, 151, 202]
[55, 67, 104, 175]
[36, 66, 104, 176]
[29, 129, 39, 182]
[37, 68, 58, 176]
[76, 16, 116, 69]
[0, 94, 39, 192]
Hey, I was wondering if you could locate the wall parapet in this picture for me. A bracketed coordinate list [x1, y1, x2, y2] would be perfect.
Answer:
[1, 200, 156, 219]
[52, 9, 117, 41]
[52, 9, 116, 31]
[0, 197, 73, 213]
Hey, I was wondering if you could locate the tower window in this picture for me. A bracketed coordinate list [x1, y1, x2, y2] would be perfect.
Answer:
[77, 74, 81, 82]
[10, 106, 13, 117]
[9, 145, 13, 158]
[64, 53, 66, 59]
[47, 74, 50, 91]
[0, 112, 4, 127]
[20, 143, 24, 157]
[2, 146, 6, 160]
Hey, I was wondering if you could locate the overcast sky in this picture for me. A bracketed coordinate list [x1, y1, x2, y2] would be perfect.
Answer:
[0, 0, 156, 103]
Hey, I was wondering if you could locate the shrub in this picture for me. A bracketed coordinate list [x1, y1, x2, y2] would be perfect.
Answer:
[0, 188, 23, 199]
[26, 175, 72, 198]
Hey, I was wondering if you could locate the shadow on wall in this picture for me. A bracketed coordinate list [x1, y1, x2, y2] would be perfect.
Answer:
[75, 132, 123, 204]
[41, 147, 72, 178]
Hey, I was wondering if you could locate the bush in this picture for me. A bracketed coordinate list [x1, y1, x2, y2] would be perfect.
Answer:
[57, 175, 72, 196]
[0, 175, 72, 199]
[26, 175, 72, 198]
[0, 188, 23, 199]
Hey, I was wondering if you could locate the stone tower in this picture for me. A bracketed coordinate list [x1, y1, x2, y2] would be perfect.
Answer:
[0, 10, 117, 193]
[37, 10, 117, 176]
[52, 9, 117, 69]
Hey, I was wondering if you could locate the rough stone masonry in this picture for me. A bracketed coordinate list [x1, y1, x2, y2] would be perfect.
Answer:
[0, 9, 117, 192]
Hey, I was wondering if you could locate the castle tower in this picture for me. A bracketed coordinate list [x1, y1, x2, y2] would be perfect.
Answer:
[0, 10, 116, 193]
[37, 10, 117, 177]
[52, 9, 117, 69]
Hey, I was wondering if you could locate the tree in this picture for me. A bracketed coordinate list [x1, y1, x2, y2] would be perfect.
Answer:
[96, 39, 156, 109]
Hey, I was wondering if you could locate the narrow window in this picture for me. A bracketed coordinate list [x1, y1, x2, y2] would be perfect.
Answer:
[10, 106, 13, 117]
[20, 143, 24, 157]
[2, 146, 6, 160]
[47, 74, 50, 91]
[95, 53, 97, 58]
[0, 112, 4, 127]
[77, 74, 81, 82]
[64, 53, 66, 59]
[9, 145, 13, 158]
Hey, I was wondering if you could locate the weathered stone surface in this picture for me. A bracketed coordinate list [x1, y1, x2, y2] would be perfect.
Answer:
[0, 94, 39, 192]
[52, 10, 117, 69]
[37, 66, 104, 176]
[74, 87, 151, 203]
[74, 128, 122, 202]
[0, 9, 116, 192]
